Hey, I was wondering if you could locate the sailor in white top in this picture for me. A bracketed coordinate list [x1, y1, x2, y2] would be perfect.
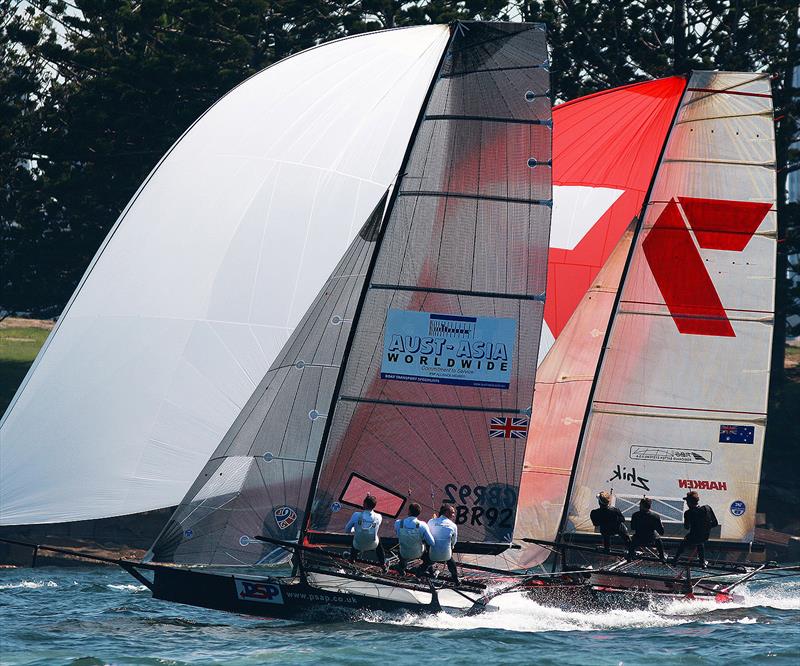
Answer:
[394, 502, 434, 573]
[344, 494, 386, 570]
[424, 504, 460, 584]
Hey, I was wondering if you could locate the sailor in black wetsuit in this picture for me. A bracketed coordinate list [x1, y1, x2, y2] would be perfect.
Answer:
[590, 491, 630, 553]
[627, 497, 665, 561]
[671, 490, 718, 568]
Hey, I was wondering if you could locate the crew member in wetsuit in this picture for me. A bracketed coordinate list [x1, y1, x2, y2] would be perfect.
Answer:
[423, 504, 460, 585]
[590, 491, 631, 553]
[627, 497, 666, 561]
[671, 490, 718, 569]
[394, 502, 435, 574]
[345, 494, 387, 572]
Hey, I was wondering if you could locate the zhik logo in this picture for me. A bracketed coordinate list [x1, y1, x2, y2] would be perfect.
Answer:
[642, 197, 771, 337]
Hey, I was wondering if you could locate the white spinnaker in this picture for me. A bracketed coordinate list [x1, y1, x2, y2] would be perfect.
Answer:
[564, 72, 776, 543]
[0, 25, 450, 525]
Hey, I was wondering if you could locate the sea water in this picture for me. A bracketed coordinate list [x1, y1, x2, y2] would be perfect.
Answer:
[1, 566, 798, 665]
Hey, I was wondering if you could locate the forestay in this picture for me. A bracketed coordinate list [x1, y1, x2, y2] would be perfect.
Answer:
[0, 26, 450, 525]
[563, 72, 776, 544]
[308, 22, 552, 549]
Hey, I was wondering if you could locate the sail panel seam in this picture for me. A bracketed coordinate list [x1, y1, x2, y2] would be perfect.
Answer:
[424, 114, 550, 126]
[369, 283, 545, 301]
[397, 190, 552, 205]
[338, 395, 528, 414]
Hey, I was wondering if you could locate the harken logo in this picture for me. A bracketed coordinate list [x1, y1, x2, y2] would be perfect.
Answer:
[234, 578, 284, 604]
[642, 197, 771, 337]
[678, 479, 727, 491]
[273, 506, 297, 530]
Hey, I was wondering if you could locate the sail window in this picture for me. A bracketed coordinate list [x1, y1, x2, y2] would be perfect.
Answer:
[339, 473, 406, 517]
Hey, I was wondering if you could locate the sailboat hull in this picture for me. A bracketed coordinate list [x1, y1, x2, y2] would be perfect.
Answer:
[148, 565, 479, 621]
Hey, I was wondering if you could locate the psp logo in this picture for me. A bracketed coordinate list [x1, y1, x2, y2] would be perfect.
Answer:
[273, 506, 297, 530]
[234, 578, 284, 605]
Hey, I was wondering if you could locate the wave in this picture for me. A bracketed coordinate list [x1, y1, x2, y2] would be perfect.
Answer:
[377, 578, 799, 634]
[0, 580, 58, 590]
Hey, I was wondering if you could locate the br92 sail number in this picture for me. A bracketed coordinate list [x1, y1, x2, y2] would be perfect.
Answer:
[443, 484, 514, 527]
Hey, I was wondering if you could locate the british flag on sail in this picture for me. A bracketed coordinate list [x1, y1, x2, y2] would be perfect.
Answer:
[489, 417, 529, 439]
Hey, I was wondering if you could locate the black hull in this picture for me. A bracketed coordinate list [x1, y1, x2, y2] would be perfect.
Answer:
[149, 566, 453, 621]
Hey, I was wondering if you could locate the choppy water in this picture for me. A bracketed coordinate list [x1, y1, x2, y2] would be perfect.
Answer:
[1, 565, 798, 665]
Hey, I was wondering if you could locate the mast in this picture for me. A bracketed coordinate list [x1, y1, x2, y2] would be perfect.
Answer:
[296, 24, 460, 550]
[553, 75, 689, 554]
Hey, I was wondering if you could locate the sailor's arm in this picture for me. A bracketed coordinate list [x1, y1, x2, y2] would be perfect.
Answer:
[420, 522, 435, 547]
[344, 512, 359, 533]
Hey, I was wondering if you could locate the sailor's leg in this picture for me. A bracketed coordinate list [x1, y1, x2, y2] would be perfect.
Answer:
[619, 524, 631, 544]
[696, 542, 707, 567]
[654, 536, 665, 561]
[397, 555, 407, 573]
[626, 537, 637, 560]
[350, 546, 358, 561]
[602, 534, 611, 553]
[375, 543, 387, 570]
[671, 538, 686, 564]
[445, 558, 459, 584]
[419, 550, 434, 576]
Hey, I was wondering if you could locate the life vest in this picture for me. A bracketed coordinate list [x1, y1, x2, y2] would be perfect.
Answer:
[352, 510, 380, 552]
[396, 517, 426, 559]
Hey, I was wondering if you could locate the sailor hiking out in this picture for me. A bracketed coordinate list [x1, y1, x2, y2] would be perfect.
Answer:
[671, 490, 718, 568]
[627, 497, 666, 562]
[590, 490, 631, 553]
[345, 494, 387, 572]
[423, 504, 460, 585]
[394, 502, 435, 574]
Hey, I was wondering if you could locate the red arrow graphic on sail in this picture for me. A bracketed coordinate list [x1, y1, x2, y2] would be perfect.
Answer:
[642, 197, 771, 337]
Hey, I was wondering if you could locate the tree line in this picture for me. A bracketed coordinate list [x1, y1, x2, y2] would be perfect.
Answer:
[1, 1, 798, 359]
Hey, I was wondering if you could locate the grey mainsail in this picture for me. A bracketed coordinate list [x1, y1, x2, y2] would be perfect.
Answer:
[148, 192, 389, 564]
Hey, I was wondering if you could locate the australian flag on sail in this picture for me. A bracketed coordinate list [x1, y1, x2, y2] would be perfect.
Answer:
[489, 417, 529, 439]
[719, 424, 755, 444]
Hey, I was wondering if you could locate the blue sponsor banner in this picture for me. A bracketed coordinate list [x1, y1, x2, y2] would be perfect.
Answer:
[719, 424, 755, 444]
[380, 310, 516, 389]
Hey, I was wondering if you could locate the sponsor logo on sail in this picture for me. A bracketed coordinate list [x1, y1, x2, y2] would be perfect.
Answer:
[330, 502, 341, 513]
[642, 197, 771, 337]
[235, 578, 284, 604]
[608, 465, 649, 491]
[678, 479, 727, 491]
[719, 424, 755, 444]
[730, 500, 746, 517]
[629, 446, 712, 464]
[380, 310, 517, 389]
[183, 529, 193, 539]
[273, 506, 297, 530]
[489, 417, 529, 439]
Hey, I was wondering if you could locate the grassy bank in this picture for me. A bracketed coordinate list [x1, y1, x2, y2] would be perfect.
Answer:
[0, 320, 53, 415]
